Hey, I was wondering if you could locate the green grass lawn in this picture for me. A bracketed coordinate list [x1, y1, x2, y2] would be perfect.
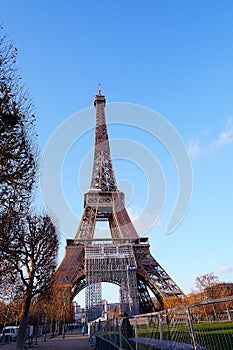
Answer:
[135, 321, 233, 350]
[98, 321, 233, 350]
[194, 322, 233, 350]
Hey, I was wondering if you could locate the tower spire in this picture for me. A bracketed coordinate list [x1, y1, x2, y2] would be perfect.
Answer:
[74, 88, 139, 240]
[98, 83, 101, 95]
[91, 86, 117, 191]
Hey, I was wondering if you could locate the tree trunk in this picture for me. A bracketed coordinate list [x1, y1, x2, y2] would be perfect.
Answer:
[16, 291, 32, 350]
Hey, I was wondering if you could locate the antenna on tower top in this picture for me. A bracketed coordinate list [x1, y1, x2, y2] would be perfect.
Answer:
[98, 83, 101, 95]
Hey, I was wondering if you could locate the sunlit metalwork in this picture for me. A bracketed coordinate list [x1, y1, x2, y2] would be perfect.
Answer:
[55, 89, 184, 318]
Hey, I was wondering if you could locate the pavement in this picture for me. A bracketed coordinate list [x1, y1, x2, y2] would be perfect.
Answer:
[0, 330, 93, 350]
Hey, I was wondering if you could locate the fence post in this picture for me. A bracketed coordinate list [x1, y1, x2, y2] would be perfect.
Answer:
[119, 318, 123, 350]
[226, 308, 232, 321]
[89, 322, 94, 346]
[134, 317, 138, 350]
[186, 307, 198, 350]
[114, 317, 117, 345]
[158, 313, 163, 341]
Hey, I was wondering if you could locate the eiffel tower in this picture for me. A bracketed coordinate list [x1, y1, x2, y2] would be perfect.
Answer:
[55, 86, 184, 319]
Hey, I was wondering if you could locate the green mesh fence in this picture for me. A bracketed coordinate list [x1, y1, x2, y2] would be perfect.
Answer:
[90, 295, 233, 350]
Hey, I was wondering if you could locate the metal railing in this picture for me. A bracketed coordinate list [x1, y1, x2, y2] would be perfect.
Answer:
[89, 295, 233, 350]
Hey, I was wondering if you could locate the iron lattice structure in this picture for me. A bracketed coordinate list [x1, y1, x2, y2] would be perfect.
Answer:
[85, 281, 102, 322]
[55, 88, 184, 320]
[85, 243, 140, 320]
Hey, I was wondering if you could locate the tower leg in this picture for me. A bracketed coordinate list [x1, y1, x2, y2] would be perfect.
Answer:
[119, 271, 139, 317]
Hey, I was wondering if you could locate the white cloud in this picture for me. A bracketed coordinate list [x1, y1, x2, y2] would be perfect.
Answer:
[127, 205, 142, 220]
[187, 139, 203, 158]
[127, 205, 160, 235]
[188, 118, 233, 158]
[216, 118, 233, 146]
[216, 265, 233, 275]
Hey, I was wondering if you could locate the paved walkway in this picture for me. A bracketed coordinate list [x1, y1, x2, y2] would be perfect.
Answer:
[130, 337, 205, 350]
[0, 331, 93, 350]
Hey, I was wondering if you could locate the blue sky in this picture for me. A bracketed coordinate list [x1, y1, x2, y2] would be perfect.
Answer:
[1, 1, 233, 305]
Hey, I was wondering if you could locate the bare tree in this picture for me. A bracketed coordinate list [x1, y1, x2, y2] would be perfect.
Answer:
[0, 24, 37, 223]
[195, 272, 221, 301]
[0, 25, 60, 350]
[31, 284, 73, 339]
[1, 213, 59, 350]
[0, 272, 23, 327]
[195, 273, 220, 292]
